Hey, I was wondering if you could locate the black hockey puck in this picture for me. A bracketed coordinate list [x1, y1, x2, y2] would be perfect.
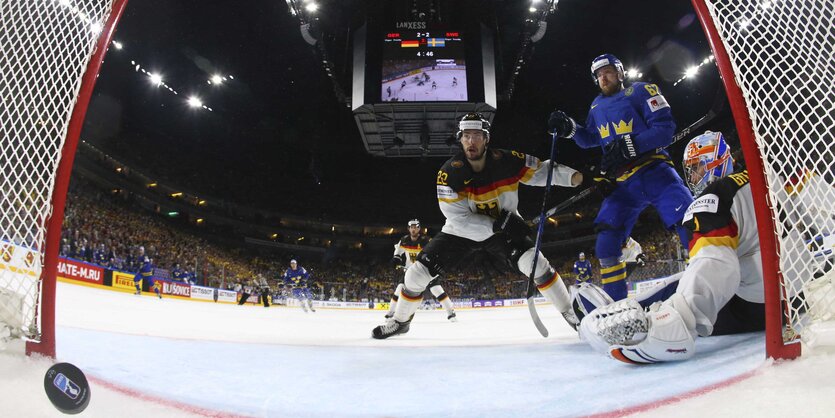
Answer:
[44, 362, 91, 414]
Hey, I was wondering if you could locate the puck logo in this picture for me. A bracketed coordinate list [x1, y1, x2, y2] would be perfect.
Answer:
[53, 373, 81, 399]
[44, 362, 91, 414]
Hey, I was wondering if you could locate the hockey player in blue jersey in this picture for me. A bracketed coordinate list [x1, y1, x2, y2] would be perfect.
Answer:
[573, 252, 593, 284]
[548, 53, 693, 301]
[133, 256, 160, 298]
[284, 259, 315, 312]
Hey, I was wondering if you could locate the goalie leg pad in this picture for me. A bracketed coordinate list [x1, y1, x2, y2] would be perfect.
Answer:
[609, 294, 697, 364]
[571, 282, 615, 322]
[579, 298, 647, 355]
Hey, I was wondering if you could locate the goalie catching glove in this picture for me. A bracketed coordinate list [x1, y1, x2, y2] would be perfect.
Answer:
[578, 294, 697, 364]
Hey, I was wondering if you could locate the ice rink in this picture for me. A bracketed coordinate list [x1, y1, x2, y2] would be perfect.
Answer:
[382, 68, 467, 102]
[2, 282, 835, 417]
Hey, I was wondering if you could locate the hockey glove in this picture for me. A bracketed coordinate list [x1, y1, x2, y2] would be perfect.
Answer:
[391, 254, 405, 267]
[547, 111, 577, 139]
[600, 134, 639, 175]
[493, 210, 532, 242]
[581, 167, 617, 197]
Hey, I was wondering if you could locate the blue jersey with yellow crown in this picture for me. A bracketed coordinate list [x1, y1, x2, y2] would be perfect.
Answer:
[284, 267, 310, 288]
[573, 259, 593, 283]
[573, 82, 676, 173]
[570, 81, 692, 302]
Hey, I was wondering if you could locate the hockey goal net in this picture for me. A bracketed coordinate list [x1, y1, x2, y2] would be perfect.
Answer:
[692, 0, 835, 359]
[0, 0, 127, 357]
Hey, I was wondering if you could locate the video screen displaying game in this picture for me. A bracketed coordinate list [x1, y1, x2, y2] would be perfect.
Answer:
[380, 30, 467, 102]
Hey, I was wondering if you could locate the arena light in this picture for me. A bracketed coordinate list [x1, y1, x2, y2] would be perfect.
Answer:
[626, 68, 640, 78]
[90, 22, 102, 35]
[305, 2, 318, 12]
[210, 74, 223, 84]
[187, 96, 203, 108]
[112, 40, 123, 50]
[684, 65, 700, 78]
[148, 72, 162, 86]
[529, 7, 537, 12]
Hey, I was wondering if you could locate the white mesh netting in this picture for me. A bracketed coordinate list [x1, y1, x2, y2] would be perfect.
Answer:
[704, 0, 835, 347]
[0, 0, 116, 341]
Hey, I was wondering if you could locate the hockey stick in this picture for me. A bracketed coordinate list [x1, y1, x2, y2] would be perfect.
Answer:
[531, 185, 596, 224]
[670, 88, 725, 144]
[525, 132, 561, 338]
[531, 89, 727, 224]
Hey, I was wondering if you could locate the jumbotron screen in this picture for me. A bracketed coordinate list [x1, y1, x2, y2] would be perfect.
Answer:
[380, 30, 467, 102]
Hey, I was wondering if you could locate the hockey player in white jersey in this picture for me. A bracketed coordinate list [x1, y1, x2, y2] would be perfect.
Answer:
[385, 219, 457, 322]
[580, 131, 774, 363]
[372, 112, 583, 339]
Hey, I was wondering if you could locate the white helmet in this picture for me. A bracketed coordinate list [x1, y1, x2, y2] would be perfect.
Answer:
[683, 131, 734, 195]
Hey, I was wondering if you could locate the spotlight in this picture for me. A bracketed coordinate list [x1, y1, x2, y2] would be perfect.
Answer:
[187, 96, 203, 108]
[211, 74, 223, 84]
[684, 65, 699, 78]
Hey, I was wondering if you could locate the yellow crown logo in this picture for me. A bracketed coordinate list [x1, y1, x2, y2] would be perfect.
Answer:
[597, 124, 610, 138]
[613, 119, 633, 135]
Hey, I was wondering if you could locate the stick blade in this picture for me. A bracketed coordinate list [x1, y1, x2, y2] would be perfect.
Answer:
[528, 296, 549, 337]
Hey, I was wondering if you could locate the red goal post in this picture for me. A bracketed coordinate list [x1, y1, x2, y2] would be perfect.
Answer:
[0, 0, 128, 358]
[692, 0, 835, 359]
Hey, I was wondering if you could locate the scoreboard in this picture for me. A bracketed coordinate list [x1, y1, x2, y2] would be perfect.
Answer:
[380, 30, 468, 102]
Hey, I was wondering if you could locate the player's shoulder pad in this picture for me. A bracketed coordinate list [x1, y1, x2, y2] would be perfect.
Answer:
[505, 148, 539, 169]
[630, 81, 663, 97]
[399, 234, 411, 244]
[682, 170, 749, 233]
[437, 153, 471, 190]
[491, 148, 533, 174]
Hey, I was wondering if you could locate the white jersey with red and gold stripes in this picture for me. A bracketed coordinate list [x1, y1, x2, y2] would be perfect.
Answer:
[435, 148, 578, 242]
[679, 170, 762, 335]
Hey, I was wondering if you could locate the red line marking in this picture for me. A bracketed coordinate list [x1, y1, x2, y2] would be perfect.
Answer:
[581, 368, 759, 418]
[87, 375, 252, 418]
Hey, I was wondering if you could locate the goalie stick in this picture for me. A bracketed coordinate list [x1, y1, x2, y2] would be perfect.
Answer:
[531, 88, 727, 224]
[525, 131, 561, 338]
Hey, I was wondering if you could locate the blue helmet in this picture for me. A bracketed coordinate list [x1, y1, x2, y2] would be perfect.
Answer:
[590, 53, 624, 84]
[683, 131, 734, 195]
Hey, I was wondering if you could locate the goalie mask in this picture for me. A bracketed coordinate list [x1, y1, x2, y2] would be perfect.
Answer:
[683, 131, 734, 196]
[455, 112, 491, 141]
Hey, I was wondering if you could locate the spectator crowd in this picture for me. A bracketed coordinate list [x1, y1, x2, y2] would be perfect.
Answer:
[60, 178, 685, 303]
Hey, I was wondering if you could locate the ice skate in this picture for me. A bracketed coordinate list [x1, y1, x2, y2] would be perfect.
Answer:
[372, 318, 411, 339]
[447, 312, 457, 322]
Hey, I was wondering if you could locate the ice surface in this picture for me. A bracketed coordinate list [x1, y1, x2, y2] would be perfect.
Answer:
[1, 282, 834, 417]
